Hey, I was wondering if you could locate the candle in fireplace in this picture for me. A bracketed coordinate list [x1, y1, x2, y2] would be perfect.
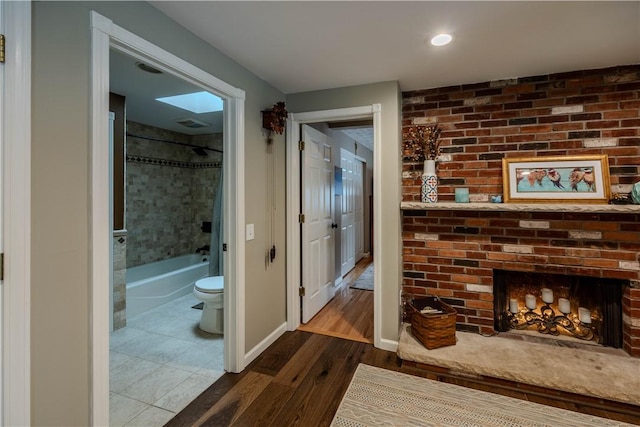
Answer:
[558, 298, 571, 314]
[509, 298, 519, 314]
[578, 307, 592, 324]
[541, 288, 554, 304]
[525, 294, 536, 310]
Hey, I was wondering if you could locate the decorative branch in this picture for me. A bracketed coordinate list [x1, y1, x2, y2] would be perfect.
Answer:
[402, 125, 442, 162]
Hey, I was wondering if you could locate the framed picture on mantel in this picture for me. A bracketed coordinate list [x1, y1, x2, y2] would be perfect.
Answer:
[502, 155, 610, 204]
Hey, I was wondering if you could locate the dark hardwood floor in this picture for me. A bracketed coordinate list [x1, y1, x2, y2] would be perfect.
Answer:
[166, 330, 640, 426]
[165, 256, 639, 426]
[165, 331, 401, 426]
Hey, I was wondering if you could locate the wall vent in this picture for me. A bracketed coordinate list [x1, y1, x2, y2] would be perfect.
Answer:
[176, 117, 211, 129]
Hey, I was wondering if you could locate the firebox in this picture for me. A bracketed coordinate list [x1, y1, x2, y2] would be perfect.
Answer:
[493, 270, 624, 348]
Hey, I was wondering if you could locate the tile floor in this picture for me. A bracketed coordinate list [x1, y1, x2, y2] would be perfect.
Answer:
[110, 293, 224, 426]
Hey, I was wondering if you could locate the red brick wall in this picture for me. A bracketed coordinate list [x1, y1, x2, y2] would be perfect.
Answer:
[401, 65, 640, 356]
[402, 65, 640, 202]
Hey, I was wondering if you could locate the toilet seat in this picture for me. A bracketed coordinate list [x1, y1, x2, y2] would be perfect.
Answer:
[195, 276, 223, 293]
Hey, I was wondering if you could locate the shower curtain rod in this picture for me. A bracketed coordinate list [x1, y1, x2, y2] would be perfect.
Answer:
[127, 133, 224, 154]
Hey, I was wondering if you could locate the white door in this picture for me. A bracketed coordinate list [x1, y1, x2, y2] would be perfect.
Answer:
[340, 149, 365, 276]
[340, 149, 354, 276]
[301, 125, 335, 323]
[353, 159, 365, 262]
[0, 3, 4, 420]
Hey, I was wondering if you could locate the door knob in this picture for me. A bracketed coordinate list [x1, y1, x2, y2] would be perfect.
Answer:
[331, 223, 338, 229]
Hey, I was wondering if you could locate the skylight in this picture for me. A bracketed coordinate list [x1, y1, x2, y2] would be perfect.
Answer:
[156, 91, 223, 114]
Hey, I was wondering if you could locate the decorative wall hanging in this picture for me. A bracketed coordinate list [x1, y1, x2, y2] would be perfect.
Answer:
[260, 102, 286, 265]
[502, 155, 611, 203]
[262, 101, 288, 144]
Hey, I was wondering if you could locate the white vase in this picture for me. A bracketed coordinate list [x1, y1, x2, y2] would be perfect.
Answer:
[421, 159, 438, 203]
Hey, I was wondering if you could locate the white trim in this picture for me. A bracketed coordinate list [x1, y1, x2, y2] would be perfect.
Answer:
[90, 11, 246, 425]
[90, 14, 111, 425]
[243, 322, 287, 367]
[285, 105, 383, 350]
[2, 2, 31, 425]
[377, 338, 398, 352]
[371, 104, 383, 349]
[224, 95, 246, 373]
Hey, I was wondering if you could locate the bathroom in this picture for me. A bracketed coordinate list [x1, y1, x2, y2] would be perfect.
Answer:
[109, 49, 226, 424]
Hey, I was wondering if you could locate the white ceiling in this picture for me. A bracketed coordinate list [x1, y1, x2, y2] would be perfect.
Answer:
[114, 1, 639, 143]
[110, 49, 224, 135]
[151, 1, 640, 94]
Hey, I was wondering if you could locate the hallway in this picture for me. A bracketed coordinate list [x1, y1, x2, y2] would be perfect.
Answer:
[297, 256, 374, 343]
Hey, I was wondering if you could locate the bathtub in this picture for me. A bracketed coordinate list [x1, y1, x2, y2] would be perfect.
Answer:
[126, 254, 209, 318]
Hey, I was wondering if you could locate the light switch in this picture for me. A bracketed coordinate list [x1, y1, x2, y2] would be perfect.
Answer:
[246, 223, 255, 241]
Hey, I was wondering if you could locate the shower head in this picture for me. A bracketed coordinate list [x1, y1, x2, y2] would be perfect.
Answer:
[192, 147, 208, 157]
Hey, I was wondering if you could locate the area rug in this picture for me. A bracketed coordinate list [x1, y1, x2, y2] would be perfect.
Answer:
[330, 364, 634, 427]
[350, 264, 373, 291]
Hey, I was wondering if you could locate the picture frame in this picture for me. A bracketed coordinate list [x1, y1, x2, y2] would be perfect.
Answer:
[502, 155, 610, 204]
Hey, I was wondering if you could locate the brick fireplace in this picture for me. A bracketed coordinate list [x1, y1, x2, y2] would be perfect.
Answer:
[400, 65, 640, 356]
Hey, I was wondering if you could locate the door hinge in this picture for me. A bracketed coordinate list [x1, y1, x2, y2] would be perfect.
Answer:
[299, 286, 305, 297]
[298, 140, 305, 151]
[299, 213, 305, 223]
[0, 35, 5, 63]
[222, 243, 228, 252]
[0, 253, 4, 281]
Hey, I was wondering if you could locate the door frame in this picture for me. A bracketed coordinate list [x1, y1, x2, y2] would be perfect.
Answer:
[2, 1, 31, 425]
[90, 11, 246, 425]
[286, 105, 383, 348]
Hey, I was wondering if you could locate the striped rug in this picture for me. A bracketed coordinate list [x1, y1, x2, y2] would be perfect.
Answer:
[331, 364, 634, 427]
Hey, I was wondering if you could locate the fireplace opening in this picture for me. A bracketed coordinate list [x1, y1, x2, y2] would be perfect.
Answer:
[493, 270, 624, 348]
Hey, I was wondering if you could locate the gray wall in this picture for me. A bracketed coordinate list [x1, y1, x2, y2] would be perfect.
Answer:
[287, 81, 403, 345]
[32, 1, 286, 424]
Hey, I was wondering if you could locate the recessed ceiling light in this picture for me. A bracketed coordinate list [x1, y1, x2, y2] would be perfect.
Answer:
[430, 33, 452, 47]
[156, 91, 223, 114]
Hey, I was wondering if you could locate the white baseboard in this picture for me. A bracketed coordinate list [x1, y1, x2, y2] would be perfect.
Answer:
[377, 338, 398, 352]
[243, 322, 287, 366]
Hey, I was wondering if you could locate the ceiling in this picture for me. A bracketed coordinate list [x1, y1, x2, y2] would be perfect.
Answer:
[150, 1, 640, 94]
[114, 1, 640, 145]
[110, 49, 224, 135]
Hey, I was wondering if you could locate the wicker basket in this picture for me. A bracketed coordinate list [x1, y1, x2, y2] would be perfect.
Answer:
[408, 296, 457, 350]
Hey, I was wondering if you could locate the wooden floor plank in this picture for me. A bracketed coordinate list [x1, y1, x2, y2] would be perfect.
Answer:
[297, 257, 374, 343]
[272, 333, 330, 387]
[229, 382, 294, 427]
[249, 329, 313, 377]
[191, 371, 273, 427]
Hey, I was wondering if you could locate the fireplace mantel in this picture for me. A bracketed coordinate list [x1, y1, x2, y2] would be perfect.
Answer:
[401, 201, 640, 214]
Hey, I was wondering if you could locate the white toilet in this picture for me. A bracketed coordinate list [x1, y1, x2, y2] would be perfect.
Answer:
[193, 276, 224, 334]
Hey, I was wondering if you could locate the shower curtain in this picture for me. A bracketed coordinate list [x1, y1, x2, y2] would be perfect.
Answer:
[209, 167, 224, 276]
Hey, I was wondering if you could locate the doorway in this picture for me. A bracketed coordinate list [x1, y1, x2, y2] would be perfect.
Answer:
[90, 11, 246, 426]
[286, 105, 382, 347]
[108, 48, 228, 424]
[297, 122, 373, 342]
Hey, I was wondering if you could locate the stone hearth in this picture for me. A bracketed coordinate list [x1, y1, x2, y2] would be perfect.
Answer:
[397, 324, 640, 411]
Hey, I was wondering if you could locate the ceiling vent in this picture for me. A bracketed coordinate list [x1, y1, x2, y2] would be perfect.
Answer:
[175, 118, 211, 129]
[135, 61, 163, 74]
